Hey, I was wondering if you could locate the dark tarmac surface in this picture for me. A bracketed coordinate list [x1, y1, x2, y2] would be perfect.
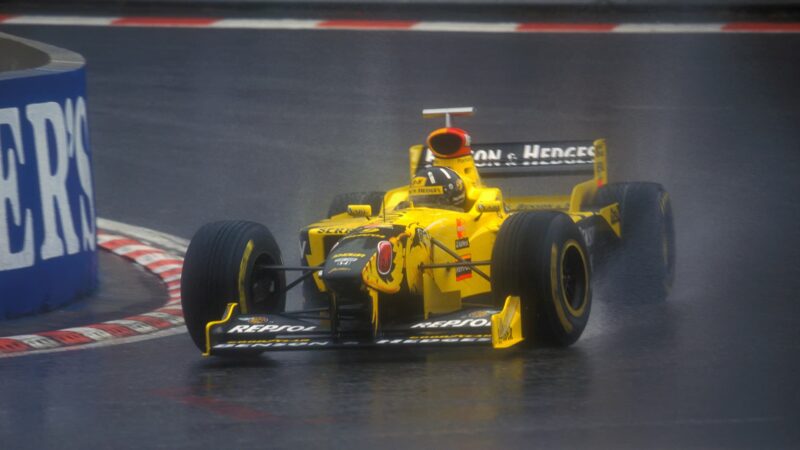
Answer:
[1, 23, 799, 448]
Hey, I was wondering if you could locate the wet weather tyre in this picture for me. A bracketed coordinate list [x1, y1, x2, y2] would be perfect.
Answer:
[492, 212, 592, 347]
[592, 182, 675, 301]
[327, 191, 385, 218]
[181, 221, 286, 352]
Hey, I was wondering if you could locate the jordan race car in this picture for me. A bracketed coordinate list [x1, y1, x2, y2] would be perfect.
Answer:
[181, 107, 675, 356]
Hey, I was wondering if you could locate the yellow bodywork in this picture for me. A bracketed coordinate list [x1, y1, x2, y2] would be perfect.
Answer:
[301, 139, 617, 349]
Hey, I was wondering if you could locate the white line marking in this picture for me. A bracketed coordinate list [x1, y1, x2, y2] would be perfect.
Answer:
[3, 15, 117, 26]
[613, 23, 725, 33]
[212, 18, 321, 30]
[412, 21, 518, 33]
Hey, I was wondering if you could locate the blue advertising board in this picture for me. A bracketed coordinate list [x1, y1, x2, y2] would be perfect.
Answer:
[0, 54, 98, 319]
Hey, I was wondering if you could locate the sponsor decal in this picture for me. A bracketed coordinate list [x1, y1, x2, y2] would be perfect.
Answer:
[411, 226, 430, 249]
[456, 218, 465, 238]
[455, 237, 469, 250]
[417, 142, 595, 172]
[238, 316, 268, 325]
[468, 310, 492, 319]
[410, 318, 491, 329]
[227, 324, 317, 333]
[333, 257, 359, 266]
[610, 206, 620, 224]
[456, 253, 472, 281]
[498, 325, 514, 343]
[355, 227, 381, 233]
[215, 340, 330, 349]
[332, 252, 365, 258]
[316, 227, 350, 234]
[472, 145, 594, 167]
[412, 176, 427, 186]
[409, 186, 444, 196]
[377, 335, 492, 345]
[496, 300, 517, 344]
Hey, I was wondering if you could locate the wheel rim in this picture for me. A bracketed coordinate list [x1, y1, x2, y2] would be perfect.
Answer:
[561, 240, 588, 317]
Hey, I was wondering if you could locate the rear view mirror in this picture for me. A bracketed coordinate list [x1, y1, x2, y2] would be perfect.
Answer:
[476, 200, 502, 213]
[347, 204, 372, 218]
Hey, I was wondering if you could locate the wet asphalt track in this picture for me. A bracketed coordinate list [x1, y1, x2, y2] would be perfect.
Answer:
[1, 24, 800, 449]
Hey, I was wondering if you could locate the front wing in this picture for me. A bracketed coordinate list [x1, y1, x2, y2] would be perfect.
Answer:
[203, 296, 523, 355]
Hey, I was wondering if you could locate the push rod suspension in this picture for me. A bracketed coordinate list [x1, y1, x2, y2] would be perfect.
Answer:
[259, 265, 323, 271]
[427, 237, 491, 282]
[258, 264, 323, 293]
[420, 260, 491, 269]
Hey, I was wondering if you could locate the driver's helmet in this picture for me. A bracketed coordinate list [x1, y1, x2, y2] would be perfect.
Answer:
[410, 167, 466, 209]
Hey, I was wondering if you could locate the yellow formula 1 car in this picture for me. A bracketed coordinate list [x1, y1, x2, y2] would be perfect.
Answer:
[181, 107, 675, 356]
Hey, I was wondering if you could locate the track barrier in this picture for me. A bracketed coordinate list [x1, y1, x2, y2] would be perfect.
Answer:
[0, 32, 97, 319]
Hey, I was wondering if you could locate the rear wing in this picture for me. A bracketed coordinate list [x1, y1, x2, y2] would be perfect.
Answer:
[412, 139, 608, 185]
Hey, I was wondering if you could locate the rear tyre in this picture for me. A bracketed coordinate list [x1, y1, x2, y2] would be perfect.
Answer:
[492, 212, 592, 347]
[181, 221, 286, 352]
[592, 182, 675, 301]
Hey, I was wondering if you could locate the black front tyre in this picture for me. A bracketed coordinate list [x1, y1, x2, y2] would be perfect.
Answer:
[181, 221, 286, 352]
[492, 212, 592, 347]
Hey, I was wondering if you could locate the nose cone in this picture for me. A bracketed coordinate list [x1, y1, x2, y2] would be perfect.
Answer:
[321, 234, 380, 293]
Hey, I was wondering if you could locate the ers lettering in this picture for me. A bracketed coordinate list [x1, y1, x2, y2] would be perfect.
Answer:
[0, 97, 96, 270]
